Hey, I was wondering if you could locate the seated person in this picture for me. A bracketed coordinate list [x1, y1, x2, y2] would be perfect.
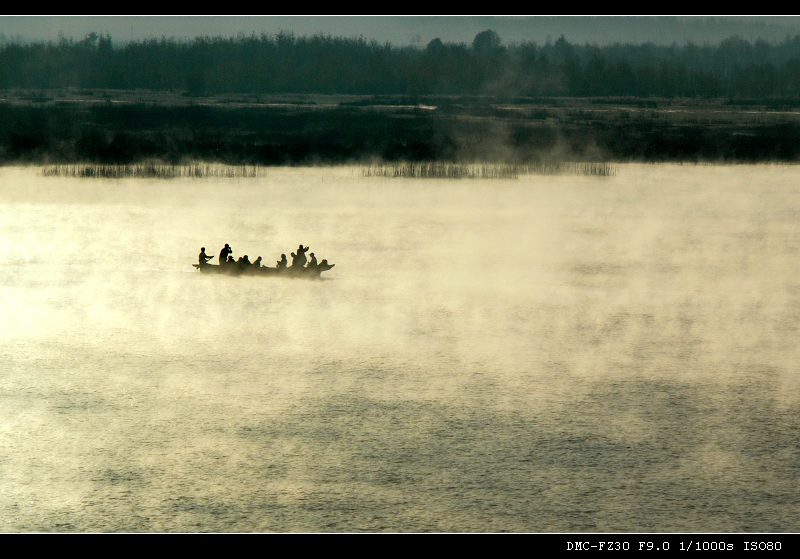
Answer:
[198, 247, 214, 267]
[317, 259, 335, 272]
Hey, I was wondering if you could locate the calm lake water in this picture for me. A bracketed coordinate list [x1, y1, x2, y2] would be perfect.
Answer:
[1, 164, 799, 532]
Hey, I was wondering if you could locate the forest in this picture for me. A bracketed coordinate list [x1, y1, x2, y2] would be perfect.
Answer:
[2, 30, 800, 98]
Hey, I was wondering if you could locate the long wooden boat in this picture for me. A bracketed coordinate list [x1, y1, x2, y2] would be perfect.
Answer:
[193, 262, 335, 278]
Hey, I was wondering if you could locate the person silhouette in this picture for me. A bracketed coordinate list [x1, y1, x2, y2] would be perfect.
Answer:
[219, 243, 232, 265]
[291, 244, 309, 268]
[307, 252, 318, 268]
[253, 256, 263, 268]
[198, 247, 214, 267]
[277, 254, 288, 269]
[314, 259, 335, 277]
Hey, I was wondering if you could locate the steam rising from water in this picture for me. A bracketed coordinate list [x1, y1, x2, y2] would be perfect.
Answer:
[1, 165, 799, 531]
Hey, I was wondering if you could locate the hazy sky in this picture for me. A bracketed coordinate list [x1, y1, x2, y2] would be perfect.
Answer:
[2, 16, 800, 46]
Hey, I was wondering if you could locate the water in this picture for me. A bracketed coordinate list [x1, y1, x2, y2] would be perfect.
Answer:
[1, 164, 799, 532]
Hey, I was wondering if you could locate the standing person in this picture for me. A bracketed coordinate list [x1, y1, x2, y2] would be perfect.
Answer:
[198, 247, 214, 267]
[291, 244, 309, 268]
[219, 243, 232, 266]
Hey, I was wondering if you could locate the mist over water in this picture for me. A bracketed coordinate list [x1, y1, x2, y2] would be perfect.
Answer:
[1, 164, 799, 532]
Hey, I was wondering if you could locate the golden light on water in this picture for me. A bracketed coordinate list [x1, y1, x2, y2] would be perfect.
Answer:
[1, 164, 799, 531]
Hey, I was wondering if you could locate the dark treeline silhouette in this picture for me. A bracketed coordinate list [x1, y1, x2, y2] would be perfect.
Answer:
[4, 30, 800, 97]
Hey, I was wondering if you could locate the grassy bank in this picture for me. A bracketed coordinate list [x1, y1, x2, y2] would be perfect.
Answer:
[3, 91, 800, 165]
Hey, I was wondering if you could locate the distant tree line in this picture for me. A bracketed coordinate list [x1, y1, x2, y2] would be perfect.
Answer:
[3, 30, 800, 97]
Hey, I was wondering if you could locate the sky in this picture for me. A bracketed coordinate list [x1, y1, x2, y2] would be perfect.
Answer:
[1, 16, 800, 46]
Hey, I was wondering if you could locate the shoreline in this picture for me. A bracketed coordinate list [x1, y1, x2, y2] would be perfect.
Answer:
[2, 91, 800, 165]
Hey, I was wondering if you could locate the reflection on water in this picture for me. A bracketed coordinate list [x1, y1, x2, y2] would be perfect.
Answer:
[0, 165, 799, 532]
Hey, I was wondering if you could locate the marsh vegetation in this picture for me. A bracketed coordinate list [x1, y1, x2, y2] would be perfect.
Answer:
[362, 161, 616, 179]
[42, 162, 268, 179]
[3, 93, 800, 165]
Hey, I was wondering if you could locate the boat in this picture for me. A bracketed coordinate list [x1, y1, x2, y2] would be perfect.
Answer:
[193, 261, 335, 278]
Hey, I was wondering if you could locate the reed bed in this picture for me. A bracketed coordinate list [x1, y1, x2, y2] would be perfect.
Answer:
[362, 161, 616, 179]
[363, 162, 520, 179]
[517, 161, 616, 176]
[42, 163, 268, 179]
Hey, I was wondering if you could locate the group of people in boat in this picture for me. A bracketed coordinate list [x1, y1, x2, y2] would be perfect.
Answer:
[197, 243, 333, 274]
